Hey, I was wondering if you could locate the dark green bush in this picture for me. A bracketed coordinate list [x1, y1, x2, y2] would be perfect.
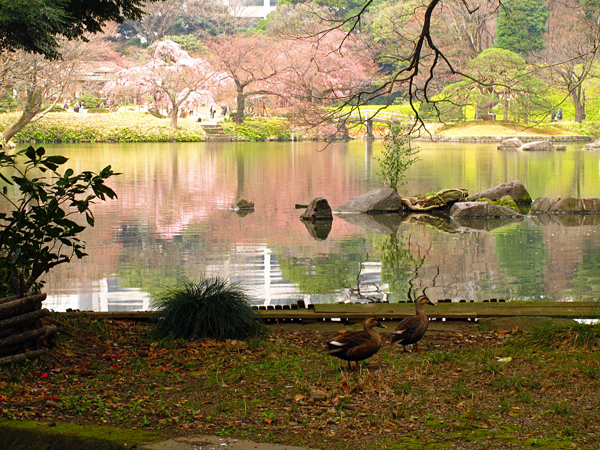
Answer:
[152, 277, 266, 341]
[76, 94, 103, 108]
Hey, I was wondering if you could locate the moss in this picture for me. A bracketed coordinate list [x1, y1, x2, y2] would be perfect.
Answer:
[475, 195, 519, 212]
[0, 421, 163, 450]
[495, 195, 520, 211]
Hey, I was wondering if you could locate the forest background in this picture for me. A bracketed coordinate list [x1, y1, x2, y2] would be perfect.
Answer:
[1, 0, 600, 144]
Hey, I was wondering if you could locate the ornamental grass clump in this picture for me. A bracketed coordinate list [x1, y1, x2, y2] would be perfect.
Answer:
[152, 277, 266, 341]
[519, 321, 600, 351]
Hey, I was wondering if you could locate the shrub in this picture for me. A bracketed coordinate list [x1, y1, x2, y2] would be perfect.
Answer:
[376, 125, 420, 190]
[152, 277, 266, 341]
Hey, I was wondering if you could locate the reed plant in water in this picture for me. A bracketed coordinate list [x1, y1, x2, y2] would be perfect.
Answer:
[152, 277, 266, 341]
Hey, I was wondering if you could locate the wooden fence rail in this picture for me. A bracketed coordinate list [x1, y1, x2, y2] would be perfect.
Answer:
[58, 300, 600, 323]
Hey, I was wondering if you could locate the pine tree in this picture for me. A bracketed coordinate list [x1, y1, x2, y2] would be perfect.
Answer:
[495, 0, 549, 56]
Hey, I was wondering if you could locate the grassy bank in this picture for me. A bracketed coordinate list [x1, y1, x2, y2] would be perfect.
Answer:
[0, 316, 599, 449]
[0, 111, 207, 143]
[1, 111, 596, 145]
[0, 112, 297, 143]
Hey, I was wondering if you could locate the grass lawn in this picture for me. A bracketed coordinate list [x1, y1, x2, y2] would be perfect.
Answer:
[434, 121, 576, 137]
[1, 316, 599, 449]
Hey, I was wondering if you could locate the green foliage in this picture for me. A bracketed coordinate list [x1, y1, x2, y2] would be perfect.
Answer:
[0, 0, 160, 58]
[419, 95, 466, 123]
[376, 125, 420, 191]
[76, 94, 103, 109]
[0, 94, 18, 114]
[0, 146, 118, 296]
[495, 0, 549, 55]
[152, 277, 266, 341]
[464, 48, 551, 122]
[224, 119, 292, 141]
[165, 34, 207, 55]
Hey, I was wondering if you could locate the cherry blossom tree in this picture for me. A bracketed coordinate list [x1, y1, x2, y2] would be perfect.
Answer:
[102, 40, 226, 128]
[206, 35, 294, 124]
[207, 32, 378, 124]
[280, 31, 380, 125]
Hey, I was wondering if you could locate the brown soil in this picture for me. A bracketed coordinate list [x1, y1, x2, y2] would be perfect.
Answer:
[0, 317, 598, 450]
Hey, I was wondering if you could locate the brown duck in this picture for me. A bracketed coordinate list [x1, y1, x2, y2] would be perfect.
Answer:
[324, 317, 386, 370]
[390, 294, 435, 352]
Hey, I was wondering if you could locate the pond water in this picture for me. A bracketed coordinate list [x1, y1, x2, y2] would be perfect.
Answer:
[8, 139, 600, 311]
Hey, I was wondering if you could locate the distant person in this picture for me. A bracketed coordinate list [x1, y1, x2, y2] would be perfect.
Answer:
[73, 101, 80, 113]
[63, 99, 70, 110]
[557, 108, 563, 121]
[221, 105, 227, 116]
[551, 112, 556, 122]
[209, 106, 215, 119]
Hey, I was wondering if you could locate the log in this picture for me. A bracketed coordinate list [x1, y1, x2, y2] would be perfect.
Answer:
[42, 315, 80, 336]
[400, 188, 468, 211]
[0, 324, 56, 349]
[0, 294, 47, 319]
[0, 350, 44, 366]
[0, 309, 50, 330]
[0, 293, 46, 306]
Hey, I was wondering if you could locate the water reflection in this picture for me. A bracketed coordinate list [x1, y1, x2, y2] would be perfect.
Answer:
[11, 140, 599, 311]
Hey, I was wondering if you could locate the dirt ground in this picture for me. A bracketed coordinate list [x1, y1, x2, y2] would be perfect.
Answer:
[0, 316, 598, 450]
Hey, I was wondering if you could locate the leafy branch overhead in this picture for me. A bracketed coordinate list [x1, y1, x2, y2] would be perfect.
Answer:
[0, 146, 119, 296]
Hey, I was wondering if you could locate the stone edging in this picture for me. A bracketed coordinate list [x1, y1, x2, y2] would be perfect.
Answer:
[413, 135, 592, 143]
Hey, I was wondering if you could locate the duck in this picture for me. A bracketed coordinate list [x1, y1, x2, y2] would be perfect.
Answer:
[324, 317, 387, 371]
[389, 294, 435, 352]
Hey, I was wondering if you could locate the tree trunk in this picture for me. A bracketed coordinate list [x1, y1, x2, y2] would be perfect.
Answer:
[236, 86, 246, 124]
[1, 87, 43, 144]
[571, 85, 585, 123]
[170, 105, 179, 129]
[2, 110, 37, 144]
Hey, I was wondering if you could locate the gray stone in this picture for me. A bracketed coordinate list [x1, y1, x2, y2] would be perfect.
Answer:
[335, 187, 403, 213]
[497, 137, 523, 150]
[450, 201, 522, 219]
[518, 140, 555, 151]
[300, 197, 333, 221]
[467, 180, 531, 204]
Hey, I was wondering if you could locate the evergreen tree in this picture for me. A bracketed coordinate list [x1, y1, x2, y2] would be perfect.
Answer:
[495, 0, 549, 56]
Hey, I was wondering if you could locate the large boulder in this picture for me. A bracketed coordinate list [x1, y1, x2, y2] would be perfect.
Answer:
[300, 197, 333, 221]
[518, 140, 564, 151]
[585, 138, 600, 151]
[497, 137, 523, 150]
[530, 197, 600, 214]
[450, 201, 523, 219]
[335, 187, 403, 213]
[467, 181, 532, 204]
